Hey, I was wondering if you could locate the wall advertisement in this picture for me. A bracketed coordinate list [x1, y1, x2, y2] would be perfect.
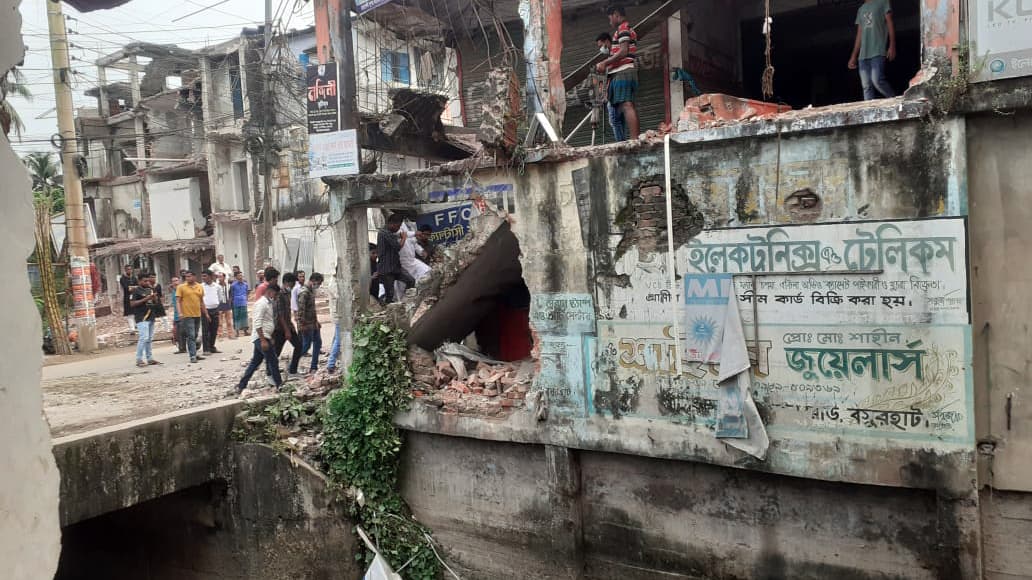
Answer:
[590, 217, 973, 448]
[968, 0, 1032, 82]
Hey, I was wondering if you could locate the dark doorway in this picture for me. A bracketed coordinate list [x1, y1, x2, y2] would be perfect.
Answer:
[741, 1, 921, 109]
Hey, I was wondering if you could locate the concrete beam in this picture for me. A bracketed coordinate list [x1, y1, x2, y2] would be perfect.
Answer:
[52, 399, 260, 527]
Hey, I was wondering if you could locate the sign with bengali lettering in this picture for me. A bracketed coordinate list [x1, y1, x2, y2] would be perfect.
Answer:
[531, 293, 596, 416]
[309, 129, 359, 178]
[306, 63, 340, 135]
[591, 218, 973, 447]
[415, 203, 472, 247]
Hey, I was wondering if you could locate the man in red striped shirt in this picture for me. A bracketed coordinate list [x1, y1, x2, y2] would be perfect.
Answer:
[596, 5, 639, 140]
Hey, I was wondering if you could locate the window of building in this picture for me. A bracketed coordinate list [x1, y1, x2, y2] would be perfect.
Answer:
[381, 50, 411, 85]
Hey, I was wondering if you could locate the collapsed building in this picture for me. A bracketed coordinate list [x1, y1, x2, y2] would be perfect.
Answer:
[319, 0, 1032, 578]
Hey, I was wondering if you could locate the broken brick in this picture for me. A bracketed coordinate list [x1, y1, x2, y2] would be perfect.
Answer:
[639, 185, 663, 198]
[483, 389, 499, 397]
[500, 398, 518, 408]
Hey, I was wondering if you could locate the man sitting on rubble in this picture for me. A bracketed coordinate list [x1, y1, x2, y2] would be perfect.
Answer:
[377, 214, 416, 304]
[596, 5, 639, 140]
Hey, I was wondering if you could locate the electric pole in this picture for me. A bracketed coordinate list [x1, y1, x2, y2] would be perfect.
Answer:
[46, 0, 97, 353]
[254, 0, 275, 274]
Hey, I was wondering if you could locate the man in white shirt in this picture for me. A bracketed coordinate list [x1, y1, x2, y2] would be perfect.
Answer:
[395, 223, 431, 299]
[235, 284, 281, 394]
[209, 254, 233, 278]
[291, 270, 306, 320]
[201, 271, 222, 354]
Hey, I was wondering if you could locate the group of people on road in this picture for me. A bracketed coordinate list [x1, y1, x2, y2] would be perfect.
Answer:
[235, 266, 327, 394]
[121, 256, 333, 394]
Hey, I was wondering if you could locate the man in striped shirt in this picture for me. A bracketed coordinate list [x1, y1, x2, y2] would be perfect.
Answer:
[596, 5, 639, 141]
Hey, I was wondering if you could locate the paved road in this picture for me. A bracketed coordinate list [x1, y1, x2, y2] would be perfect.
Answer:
[43, 325, 336, 438]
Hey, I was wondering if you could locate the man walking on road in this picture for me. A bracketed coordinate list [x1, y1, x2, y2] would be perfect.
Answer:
[201, 271, 221, 354]
[176, 271, 205, 363]
[236, 284, 282, 394]
[297, 272, 324, 373]
[130, 273, 162, 367]
[274, 272, 304, 377]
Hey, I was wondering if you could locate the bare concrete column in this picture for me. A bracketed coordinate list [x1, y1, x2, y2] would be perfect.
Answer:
[0, 0, 62, 573]
[330, 190, 363, 371]
[545, 445, 585, 579]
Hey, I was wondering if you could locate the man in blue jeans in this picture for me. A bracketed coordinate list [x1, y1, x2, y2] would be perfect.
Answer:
[848, 0, 896, 101]
[236, 284, 282, 394]
[129, 272, 161, 367]
[296, 272, 324, 373]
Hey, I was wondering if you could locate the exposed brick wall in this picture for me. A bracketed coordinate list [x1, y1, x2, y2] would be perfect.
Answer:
[615, 180, 704, 259]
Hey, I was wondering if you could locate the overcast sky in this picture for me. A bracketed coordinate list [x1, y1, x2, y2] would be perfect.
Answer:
[9, 0, 314, 156]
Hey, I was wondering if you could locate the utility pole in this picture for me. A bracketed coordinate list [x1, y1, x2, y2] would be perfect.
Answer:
[46, 0, 97, 353]
[256, 0, 275, 272]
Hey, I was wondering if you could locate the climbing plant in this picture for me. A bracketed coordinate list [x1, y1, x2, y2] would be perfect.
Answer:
[321, 319, 441, 579]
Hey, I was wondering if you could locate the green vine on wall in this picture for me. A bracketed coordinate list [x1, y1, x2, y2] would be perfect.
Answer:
[320, 320, 442, 579]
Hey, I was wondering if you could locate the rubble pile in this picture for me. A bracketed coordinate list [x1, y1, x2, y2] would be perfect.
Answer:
[409, 345, 535, 417]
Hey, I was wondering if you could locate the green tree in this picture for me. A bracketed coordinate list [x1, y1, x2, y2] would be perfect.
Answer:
[0, 67, 32, 138]
[24, 152, 65, 213]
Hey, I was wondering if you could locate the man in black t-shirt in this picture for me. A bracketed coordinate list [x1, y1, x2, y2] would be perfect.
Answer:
[120, 264, 136, 332]
[129, 273, 162, 367]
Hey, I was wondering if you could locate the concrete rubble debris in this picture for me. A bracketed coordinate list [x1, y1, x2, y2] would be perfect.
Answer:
[409, 344, 534, 417]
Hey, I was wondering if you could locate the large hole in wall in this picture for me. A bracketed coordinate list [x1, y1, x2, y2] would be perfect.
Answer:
[408, 221, 532, 362]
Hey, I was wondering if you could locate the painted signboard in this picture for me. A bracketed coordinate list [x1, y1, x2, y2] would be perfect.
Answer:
[309, 129, 359, 178]
[415, 203, 473, 247]
[415, 183, 515, 246]
[530, 293, 596, 417]
[306, 62, 340, 134]
[968, 0, 1032, 81]
[589, 218, 972, 448]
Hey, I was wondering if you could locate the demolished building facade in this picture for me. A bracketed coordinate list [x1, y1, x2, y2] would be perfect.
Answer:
[321, 0, 1032, 578]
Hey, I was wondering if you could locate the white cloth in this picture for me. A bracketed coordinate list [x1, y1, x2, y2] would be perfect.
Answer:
[400, 237, 430, 280]
[250, 295, 275, 341]
[202, 282, 220, 309]
[715, 290, 769, 459]
[209, 262, 233, 277]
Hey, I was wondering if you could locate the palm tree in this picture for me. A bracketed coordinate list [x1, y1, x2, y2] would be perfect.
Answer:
[24, 152, 65, 213]
[1, 67, 32, 138]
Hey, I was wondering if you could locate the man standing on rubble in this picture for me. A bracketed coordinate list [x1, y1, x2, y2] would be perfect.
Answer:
[236, 283, 282, 394]
[848, 0, 896, 100]
[296, 272, 324, 374]
[377, 214, 416, 304]
[274, 271, 304, 377]
[596, 5, 639, 141]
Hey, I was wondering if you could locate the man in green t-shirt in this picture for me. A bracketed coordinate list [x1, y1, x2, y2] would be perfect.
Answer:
[848, 0, 896, 101]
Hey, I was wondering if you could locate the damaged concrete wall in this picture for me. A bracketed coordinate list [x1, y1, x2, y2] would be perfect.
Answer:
[111, 179, 147, 238]
[0, 0, 62, 576]
[334, 110, 981, 577]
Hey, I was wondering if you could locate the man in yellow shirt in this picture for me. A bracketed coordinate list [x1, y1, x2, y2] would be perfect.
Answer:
[175, 271, 207, 363]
